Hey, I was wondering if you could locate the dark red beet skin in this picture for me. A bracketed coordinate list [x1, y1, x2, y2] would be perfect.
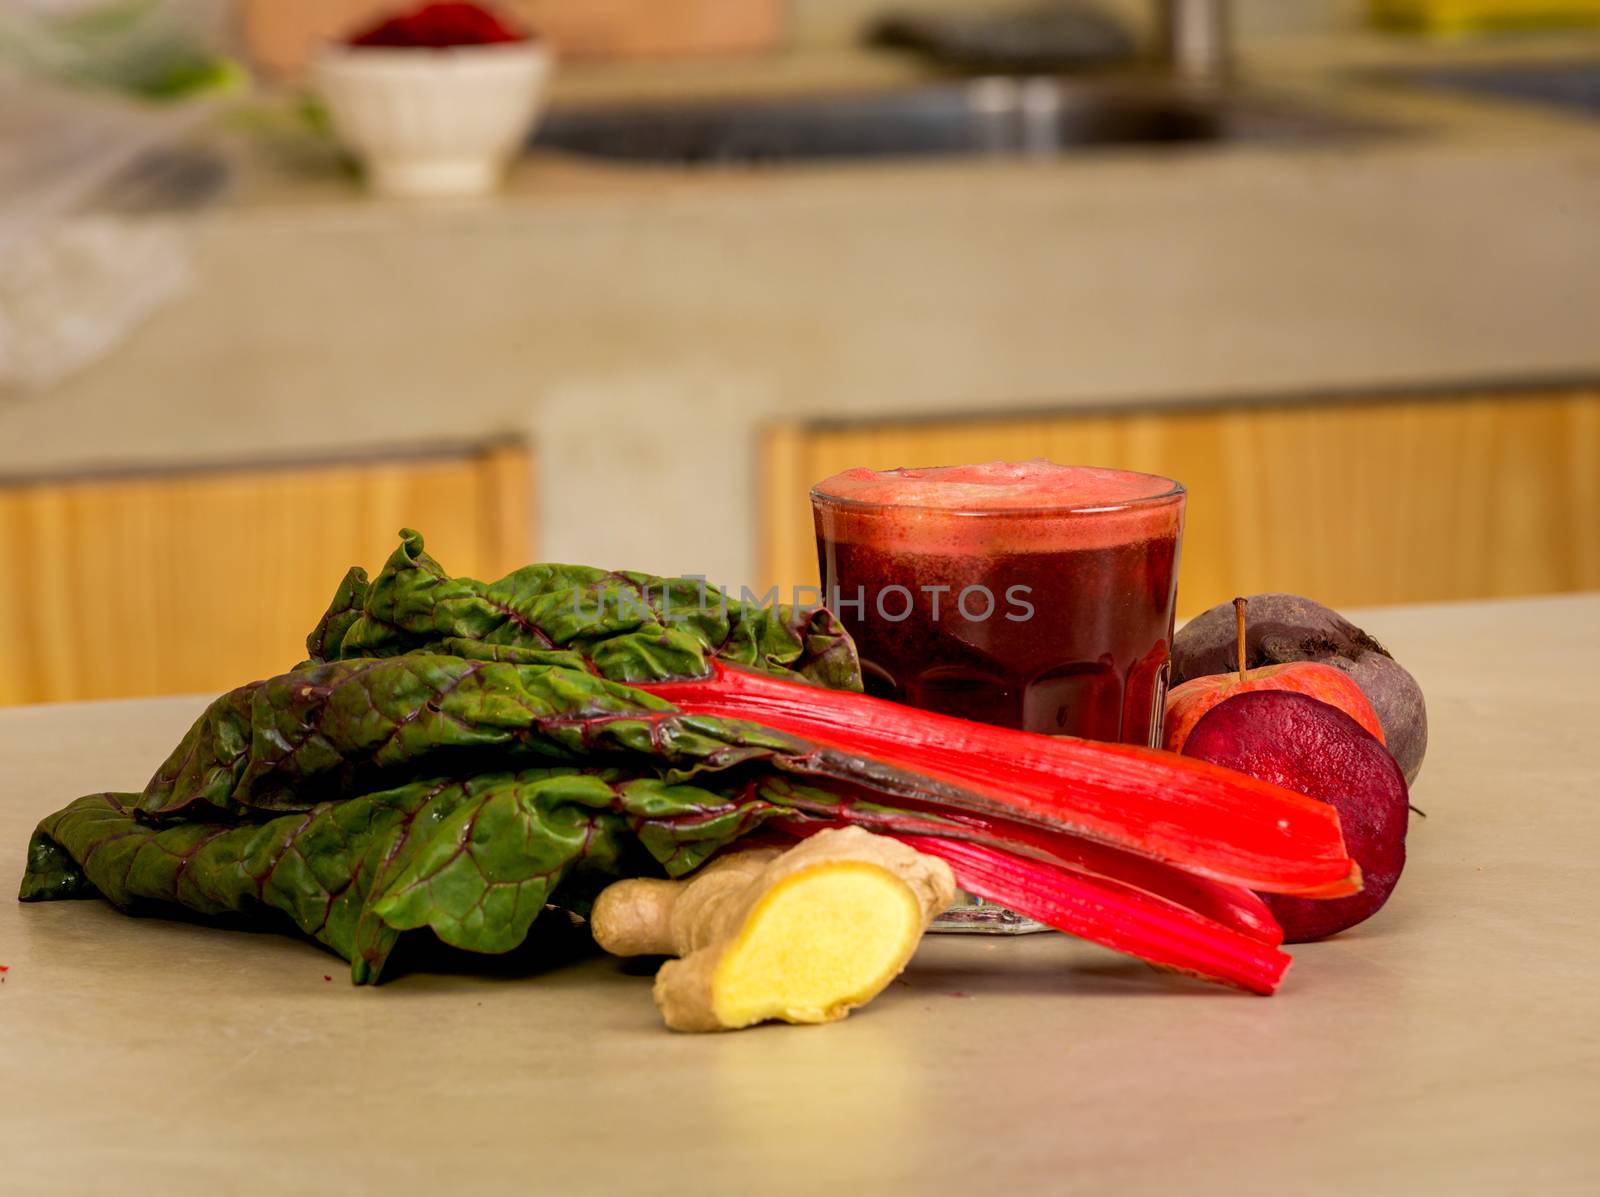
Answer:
[1181, 690, 1409, 943]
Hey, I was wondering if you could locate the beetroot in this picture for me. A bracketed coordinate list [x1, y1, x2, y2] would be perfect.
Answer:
[1174, 593, 1428, 784]
[1181, 690, 1409, 943]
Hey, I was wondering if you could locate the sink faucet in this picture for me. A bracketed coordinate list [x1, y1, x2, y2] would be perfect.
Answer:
[1155, 0, 1230, 85]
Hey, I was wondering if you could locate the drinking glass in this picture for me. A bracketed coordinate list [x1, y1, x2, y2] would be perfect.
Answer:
[811, 460, 1187, 931]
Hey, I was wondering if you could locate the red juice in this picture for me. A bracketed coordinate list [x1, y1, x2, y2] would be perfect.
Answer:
[811, 461, 1186, 747]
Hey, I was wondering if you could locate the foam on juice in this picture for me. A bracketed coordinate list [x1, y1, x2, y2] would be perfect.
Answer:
[811, 461, 1184, 554]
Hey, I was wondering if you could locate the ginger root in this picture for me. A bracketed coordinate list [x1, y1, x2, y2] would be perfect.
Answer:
[591, 828, 956, 1032]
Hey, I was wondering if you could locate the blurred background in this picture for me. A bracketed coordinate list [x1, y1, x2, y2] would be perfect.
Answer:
[1, 0, 1597, 704]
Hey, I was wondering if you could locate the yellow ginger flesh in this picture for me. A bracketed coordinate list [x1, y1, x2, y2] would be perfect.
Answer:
[591, 827, 956, 1032]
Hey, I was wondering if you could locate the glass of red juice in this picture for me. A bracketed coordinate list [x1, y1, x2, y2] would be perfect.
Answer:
[811, 461, 1186, 930]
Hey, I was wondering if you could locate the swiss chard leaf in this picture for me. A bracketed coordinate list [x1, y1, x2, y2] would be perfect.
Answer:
[20, 769, 787, 982]
[305, 529, 862, 692]
[367, 771, 780, 953]
[138, 654, 811, 820]
[135, 649, 1090, 863]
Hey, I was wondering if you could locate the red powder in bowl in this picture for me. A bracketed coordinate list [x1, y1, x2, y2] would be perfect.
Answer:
[349, 2, 530, 48]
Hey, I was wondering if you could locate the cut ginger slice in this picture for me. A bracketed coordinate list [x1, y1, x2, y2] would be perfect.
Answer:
[709, 860, 926, 1028]
[591, 828, 956, 1032]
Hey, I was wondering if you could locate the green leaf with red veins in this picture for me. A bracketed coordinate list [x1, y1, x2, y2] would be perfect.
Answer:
[20, 769, 786, 982]
[368, 771, 779, 952]
[304, 528, 862, 691]
[136, 654, 811, 821]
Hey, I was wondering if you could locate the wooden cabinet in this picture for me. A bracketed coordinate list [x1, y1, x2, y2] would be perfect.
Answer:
[760, 388, 1600, 617]
[0, 444, 531, 705]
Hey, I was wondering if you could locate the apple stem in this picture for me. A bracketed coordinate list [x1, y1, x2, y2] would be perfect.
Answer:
[1233, 597, 1248, 684]
[1409, 803, 1428, 819]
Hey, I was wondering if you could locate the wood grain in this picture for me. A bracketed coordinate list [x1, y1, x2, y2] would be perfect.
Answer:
[759, 388, 1600, 617]
[0, 446, 533, 705]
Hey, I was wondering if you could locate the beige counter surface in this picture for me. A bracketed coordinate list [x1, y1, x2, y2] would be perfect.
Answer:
[3, 593, 1598, 1194]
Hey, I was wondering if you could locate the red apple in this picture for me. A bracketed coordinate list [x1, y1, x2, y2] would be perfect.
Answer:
[1162, 597, 1385, 754]
[1164, 660, 1384, 753]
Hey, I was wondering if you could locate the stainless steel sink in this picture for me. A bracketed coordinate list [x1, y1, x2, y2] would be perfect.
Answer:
[1386, 60, 1600, 117]
[530, 77, 1386, 166]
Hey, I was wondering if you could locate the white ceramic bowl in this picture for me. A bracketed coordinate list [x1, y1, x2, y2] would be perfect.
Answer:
[314, 41, 552, 198]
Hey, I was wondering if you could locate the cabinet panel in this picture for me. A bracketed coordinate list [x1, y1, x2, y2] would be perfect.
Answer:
[760, 389, 1600, 617]
[0, 445, 532, 704]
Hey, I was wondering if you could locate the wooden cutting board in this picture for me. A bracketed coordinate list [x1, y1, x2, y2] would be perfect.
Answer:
[245, 0, 786, 77]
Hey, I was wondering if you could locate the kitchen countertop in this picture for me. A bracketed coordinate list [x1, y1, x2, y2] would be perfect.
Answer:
[4, 593, 1598, 1194]
[4, 35, 1600, 584]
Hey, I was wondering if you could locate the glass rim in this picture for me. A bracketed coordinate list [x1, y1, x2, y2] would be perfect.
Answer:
[809, 465, 1186, 518]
